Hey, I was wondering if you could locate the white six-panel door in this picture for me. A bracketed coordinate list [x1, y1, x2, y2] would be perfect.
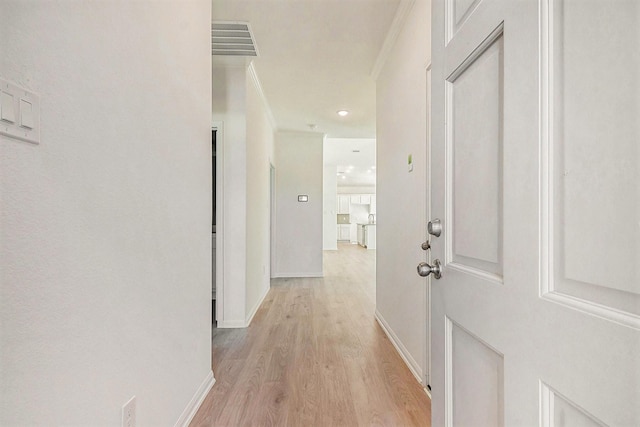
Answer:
[429, 0, 639, 425]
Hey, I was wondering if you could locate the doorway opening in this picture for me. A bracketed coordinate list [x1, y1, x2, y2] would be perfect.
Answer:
[323, 138, 377, 305]
[212, 122, 224, 328]
[212, 129, 217, 325]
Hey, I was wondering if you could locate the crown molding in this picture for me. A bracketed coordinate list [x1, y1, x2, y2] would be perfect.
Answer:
[370, 0, 416, 81]
[247, 62, 277, 130]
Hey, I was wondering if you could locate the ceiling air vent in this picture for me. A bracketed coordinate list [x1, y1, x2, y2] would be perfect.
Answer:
[212, 22, 258, 57]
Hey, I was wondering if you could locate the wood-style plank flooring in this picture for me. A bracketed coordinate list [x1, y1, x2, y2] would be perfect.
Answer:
[190, 243, 431, 426]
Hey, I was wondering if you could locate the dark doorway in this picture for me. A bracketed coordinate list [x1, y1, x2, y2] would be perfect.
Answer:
[212, 130, 216, 325]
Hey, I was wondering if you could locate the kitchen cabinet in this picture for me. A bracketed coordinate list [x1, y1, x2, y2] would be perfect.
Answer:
[337, 195, 351, 214]
[356, 224, 376, 249]
[365, 225, 376, 249]
[369, 195, 376, 214]
[337, 224, 351, 241]
[347, 194, 374, 205]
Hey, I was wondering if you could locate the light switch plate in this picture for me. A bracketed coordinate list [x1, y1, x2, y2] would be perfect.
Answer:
[1, 91, 16, 123]
[20, 99, 34, 129]
[0, 78, 40, 144]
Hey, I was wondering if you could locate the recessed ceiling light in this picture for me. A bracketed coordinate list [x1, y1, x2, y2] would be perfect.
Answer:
[337, 110, 349, 117]
[341, 175, 346, 179]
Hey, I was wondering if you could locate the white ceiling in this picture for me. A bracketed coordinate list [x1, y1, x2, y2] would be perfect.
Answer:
[212, 0, 402, 138]
[324, 138, 376, 187]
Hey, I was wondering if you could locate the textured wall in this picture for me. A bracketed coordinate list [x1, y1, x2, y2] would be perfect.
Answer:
[212, 65, 248, 326]
[375, 0, 431, 384]
[0, 1, 212, 424]
[274, 131, 324, 277]
[245, 69, 275, 320]
[212, 64, 275, 327]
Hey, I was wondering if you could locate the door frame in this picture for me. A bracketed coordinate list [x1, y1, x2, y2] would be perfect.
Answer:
[212, 121, 225, 323]
[425, 62, 433, 392]
[270, 163, 276, 277]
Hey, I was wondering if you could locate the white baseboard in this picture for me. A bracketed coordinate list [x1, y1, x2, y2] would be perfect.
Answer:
[245, 284, 270, 326]
[217, 285, 270, 329]
[174, 370, 215, 427]
[217, 319, 246, 328]
[272, 271, 323, 278]
[375, 309, 423, 384]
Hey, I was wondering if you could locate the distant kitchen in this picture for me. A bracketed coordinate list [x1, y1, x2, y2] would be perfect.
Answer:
[336, 193, 376, 249]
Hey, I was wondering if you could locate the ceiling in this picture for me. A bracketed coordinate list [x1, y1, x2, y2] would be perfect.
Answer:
[212, 0, 402, 138]
[324, 138, 376, 186]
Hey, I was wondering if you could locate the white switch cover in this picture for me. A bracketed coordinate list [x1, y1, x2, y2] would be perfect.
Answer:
[20, 99, 34, 129]
[0, 78, 40, 144]
[1, 91, 15, 123]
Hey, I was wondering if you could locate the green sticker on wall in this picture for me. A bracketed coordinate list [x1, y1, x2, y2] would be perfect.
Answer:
[408, 154, 413, 172]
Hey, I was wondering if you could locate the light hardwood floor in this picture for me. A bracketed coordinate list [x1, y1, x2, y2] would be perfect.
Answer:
[190, 243, 431, 426]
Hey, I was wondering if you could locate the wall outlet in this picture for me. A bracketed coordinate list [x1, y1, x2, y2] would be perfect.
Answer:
[122, 396, 136, 427]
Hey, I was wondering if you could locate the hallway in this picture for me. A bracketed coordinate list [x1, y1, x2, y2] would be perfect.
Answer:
[191, 243, 431, 426]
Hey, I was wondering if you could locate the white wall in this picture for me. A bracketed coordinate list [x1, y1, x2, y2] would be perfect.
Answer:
[337, 186, 377, 194]
[212, 65, 248, 326]
[274, 131, 324, 277]
[0, 1, 212, 425]
[323, 165, 338, 250]
[375, 0, 431, 383]
[350, 204, 371, 225]
[245, 68, 275, 321]
[212, 63, 275, 327]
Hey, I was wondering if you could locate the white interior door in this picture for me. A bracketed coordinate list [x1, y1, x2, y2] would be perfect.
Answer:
[429, 0, 640, 425]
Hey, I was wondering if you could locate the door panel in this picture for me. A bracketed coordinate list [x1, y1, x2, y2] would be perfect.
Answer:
[449, 32, 503, 277]
[447, 0, 484, 44]
[430, 0, 640, 425]
[544, 0, 640, 323]
[540, 384, 606, 427]
[449, 319, 504, 427]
